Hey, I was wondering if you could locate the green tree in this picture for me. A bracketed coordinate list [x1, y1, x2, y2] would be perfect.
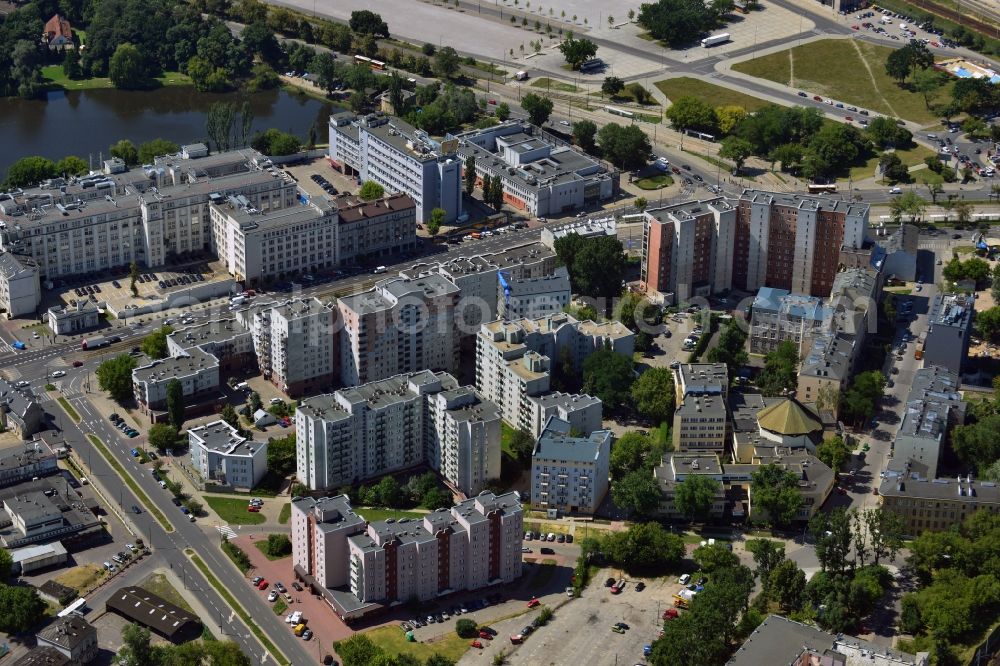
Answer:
[495, 102, 511, 121]
[597, 123, 651, 170]
[816, 435, 849, 474]
[693, 542, 740, 572]
[376, 476, 404, 508]
[521, 92, 554, 126]
[715, 105, 748, 134]
[433, 46, 461, 79]
[757, 341, 799, 396]
[507, 427, 535, 465]
[455, 618, 479, 638]
[991, 265, 1000, 306]
[63, 48, 82, 80]
[631, 368, 675, 424]
[602, 76, 624, 98]
[427, 207, 445, 236]
[612, 469, 661, 517]
[359, 181, 386, 201]
[746, 538, 785, 597]
[5, 157, 56, 189]
[267, 434, 296, 477]
[610, 431, 653, 479]
[148, 423, 178, 453]
[54, 156, 88, 177]
[888, 190, 926, 224]
[109, 139, 139, 167]
[912, 67, 946, 109]
[464, 155, 477, 196]
[109, 43, 148, 89]
[206, 101, 238, 153]
[885, 46, 914, 82]
[0, 584, 45, 633]
[867, 116, 912, 149]
[750, 464, 803, 525]
[96, 354, 139, 403]
[0, 549, 11, 582]
[862, 507, 904, 566]
[220, 403, 240, 429]
[705, 320, 748, 370]
[349, 10, 390, 37]
[165, 379, 185, 429]
[558, 36, 598, 69]
[604, 522, 684, 572]
[141, 325, 174, 359]
[665, 95, 718, 133]
[719, 136, 754, 175]
[572, 120, 598, 152]
[582, 349, 634, 410]
[265, 533, 292, 557]
[769, 143, 805, 173]
[311, 52, 339, 95]
[637, 0, 719, 47]
[137, 139, 179, 164]
[674, 474, 720, 520]
[769, 559, 806, 610]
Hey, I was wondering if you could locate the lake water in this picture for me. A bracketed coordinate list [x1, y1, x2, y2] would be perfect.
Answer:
[0, 87, 337, 177]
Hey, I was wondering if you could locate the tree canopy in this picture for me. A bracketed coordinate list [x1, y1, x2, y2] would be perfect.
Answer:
[750, 463, 803, 525]
[521, 92, 554, 126]
[97, 354, 139, 403]
[597, 123, 651, 170]
[553, 234, 627, 312]
[757, 341, 799, 396]
[141, 325, 174, 360]
[637, 0, 728, 47]
[558, 37, 598, 69]
[582, 349, 634, 410]
[631, 368, 676, 424]
[674, 474, 720, 520]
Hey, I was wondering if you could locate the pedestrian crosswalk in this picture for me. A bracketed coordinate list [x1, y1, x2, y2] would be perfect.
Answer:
[217, 525, 238, 540]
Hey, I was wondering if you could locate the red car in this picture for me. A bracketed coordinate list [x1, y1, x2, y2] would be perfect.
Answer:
[663, 608, 679, 620]
[479, 630, 492, 639]
[845, 115, 853, 121]
[257, 579, 268, 590]
[469, 640, 483, 649]
[527, 598, 540, 608]
[72, 360, 84, 367]
[248, 506, 260, 512]
[852, 24, 859, 29]
[813, 95, 822, 101]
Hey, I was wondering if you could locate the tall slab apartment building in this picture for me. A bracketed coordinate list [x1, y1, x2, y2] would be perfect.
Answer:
[642, 190, 868, 303]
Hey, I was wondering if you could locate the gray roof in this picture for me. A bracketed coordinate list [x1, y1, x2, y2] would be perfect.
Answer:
[830, 267, 880, 302]
[268, 297, 332, 321]
[739, 188, 869, 216]
[646, 196, 735, 224]
[533, 416, 610, 463]
[799, 331, 854, 381]
[929, 292, 973, 330]
[36, 615, 95, 650]
[168, 319, 248, 351]
[678, 363, 728, 396]
[880, 474, 1000, 504]
[12, 647, 70, 666]
[727, 615, 846, 666]
[369, 516, 437, 547]
[48, 300, 99, 318]
[502, 265, 570, 298]
[0, 443, 54, 474]
[188, 420, 263, 456]
[0, 253, 37, 278]
[676, 393, 727, 419]
[214, 197, 331, 235]
[105, 586, 200, 638]
[5, 491, 60, 525]
[528, 392, 601, 411]
[132, 347, 218, 383]
[0, 379, 40, 423]
[293, 494, 366, 534]
[896, 366, 965, 442]
[752, 287, 829, 321]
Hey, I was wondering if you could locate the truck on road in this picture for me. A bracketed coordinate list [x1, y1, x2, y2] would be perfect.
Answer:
[514, 71, 528, 81]
[81, 336, 110, 350]
[701, 33, 731, 47]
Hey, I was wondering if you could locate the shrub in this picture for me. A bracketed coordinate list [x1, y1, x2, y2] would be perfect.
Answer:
[456, 618, 479, 638]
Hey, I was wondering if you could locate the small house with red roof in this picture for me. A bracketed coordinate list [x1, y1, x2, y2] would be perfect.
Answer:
[42, 14, 73, 49]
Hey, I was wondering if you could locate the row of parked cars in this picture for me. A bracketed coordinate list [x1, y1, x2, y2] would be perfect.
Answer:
[109, 413, 139, 438]
[681, 325, 705, 352]
[523, 530, 573, 543]
[159, 273, 204, 289]
[311, 173, 338, 196]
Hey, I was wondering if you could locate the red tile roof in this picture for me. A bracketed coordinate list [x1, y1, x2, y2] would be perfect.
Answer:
[43, 15, 72, 43]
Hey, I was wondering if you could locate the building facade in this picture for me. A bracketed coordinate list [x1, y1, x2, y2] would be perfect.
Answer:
[530, 416, 611, 515]
[246, 298, 338, 397]
[0, 381, 45, 439]
[296, 371, 501, 497]
[188, 420, 268, 490]
[34, 615, 97, 666]
[331, 192, 418, 263]
[47, 300, 100, 335]
[0, 253, 40, 316]
[291, 495, 367, 591]
[892, 366, 965, 480]
[879, 474, 998, 535]
[497, 266, 571, 320]
[132, 348, 220, 412]
[749, 287, 830, 355]
[328, 113, 463, 223]
[922, 293, 973, 375]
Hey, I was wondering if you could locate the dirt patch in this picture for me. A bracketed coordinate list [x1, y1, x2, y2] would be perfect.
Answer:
[54, 564, 104, 594]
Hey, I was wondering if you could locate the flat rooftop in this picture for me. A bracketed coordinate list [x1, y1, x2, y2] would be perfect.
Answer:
[132, 347, 218, 384]
[168, 320, 247, 351]
[739, 188, 869, 216]
[188, 420, 263, 456]
[534, 416, 610, 463]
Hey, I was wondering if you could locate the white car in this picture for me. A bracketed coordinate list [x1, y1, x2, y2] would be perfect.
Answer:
[559, 120, 570, 126]
[889, 187, 902, 194]
[50, 370, 66, 378]
[267, 590, 279, 602]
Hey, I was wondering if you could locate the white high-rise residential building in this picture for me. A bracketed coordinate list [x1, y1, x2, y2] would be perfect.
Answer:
[531, 416, 611, 515]
[328, 113, 463, 223]
[246, 298, 338, 397]
[296, 371, 501, 496]
[0, 253, 40, 316]
[188, 420, 268, 490]
[475, 314, 633, 436]
[337, 275, 459, 386]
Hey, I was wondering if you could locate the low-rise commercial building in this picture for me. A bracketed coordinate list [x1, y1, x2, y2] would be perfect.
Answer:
[748, 287, 830, 355]
[105, 586, 201, 642]
[295, 371, 500, 497]
[0, 253, 40, 316]
[328, 113, 463, 223]
[188, 420, 268, 490]
[166, 319, 254, 371]
[879, 472, 998, 535]
[455, 121, 617, 217]
[0, 439, 58, 487]
[47, 301, 100, 336]
[0, 481, 102, 548]
[530, 416, 611, 515]
[132, 347, 219, 412]
[672, 363, 730, 456]
[10, 541, 68, 574]
[34, 615, 97, 666]
[892, 365, 965, 481]
[331, 192, 418, 263]
[540, 218, 617, 250]
[923, 293, 974, 375]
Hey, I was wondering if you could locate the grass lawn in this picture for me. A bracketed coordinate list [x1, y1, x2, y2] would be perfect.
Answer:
[354, 507, 427, 522]
[57, 397, 80, 422]
[530, 77, 579, 93]
[205, 496, 265, 525]
[253, 538, 291, 561]
[731, 39, 948, 125]
[273, 598, 288, 616]
[953, 245, 977, 254]
[278, 503, 291, 525]
[361, 625, 470, 663]
[138, 572, 193, 612]
[42, 65, 192, 91]
[655, 77, 772, 112]
[501, 422, 517, 457]
[54, 564, 104, 594]
[846, 143, 937, 181]
[635, 174, 674, 190]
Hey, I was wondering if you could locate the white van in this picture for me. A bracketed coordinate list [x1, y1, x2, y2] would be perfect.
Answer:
[159, 480, 167, 489]
[373, 266, 388, 274]
[679, 573, 691, 585]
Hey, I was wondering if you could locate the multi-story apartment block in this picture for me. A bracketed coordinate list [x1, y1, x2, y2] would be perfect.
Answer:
[475, 314, 633, 435]
[295, 371, 500, 496]
[245, 298, 338, 397]
[540, 218, 617, 250]
[796, 331, 856, 415]
[0, 253, 40, 316]
[641, 191, 869, 302]
[331, 192, 417, 263]
[47, 300, 99, 335]
[879, 474, 998, 535]
[526, 392, 603, 440]
[530, 416, 611, 515]
[892, 366, 965, 480]
[641, 197, 736, 304]
[455, 121, 617, 217]
[827, 267, 882, 342]
[337, 275, 459, 386]
[673, 394, 729, 455]
[923, 293, 973, 375]
[346, 492, 523, 607]
[166, 319, 255, 371]
[674, 363, 729, 403]
[328, 113, 462, 223]
[188, 420, 268, 490]
[749, 287, 830, 355]
[497, 266, 570, 320]
[291, 492, 522, 620]
[132, 347, 219, 412]
[291, 494, 367, 592]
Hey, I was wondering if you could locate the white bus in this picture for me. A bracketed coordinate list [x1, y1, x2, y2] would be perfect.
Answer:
[701, 33, 731, 47]
[605, 106, 634, 119]
[58, 598, 87, 618]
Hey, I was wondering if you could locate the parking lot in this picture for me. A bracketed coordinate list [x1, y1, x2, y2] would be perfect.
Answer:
[462, 566, 681, 666]
[283, 158, 359, 200]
